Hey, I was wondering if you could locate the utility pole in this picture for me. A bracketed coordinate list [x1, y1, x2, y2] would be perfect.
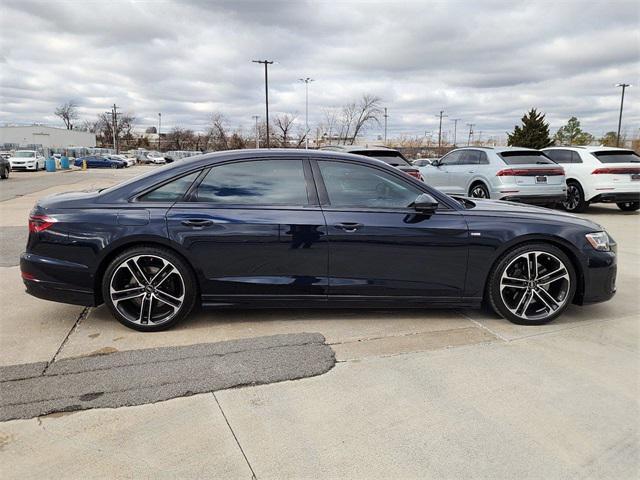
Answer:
[436, 110, 448, 152]
[158, 113, 161, 151]
[253, 60, 274, 148]
[252, 115, 260, 148]
[451, 118, 461, 147]
[466, 123, 475, 146]
[383, 107, 388, 144]
[299, 77, 314, 149]
[105, 104, 119, 153]
[616, 83, 630, 147]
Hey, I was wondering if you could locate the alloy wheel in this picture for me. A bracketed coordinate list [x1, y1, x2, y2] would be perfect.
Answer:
[563, 184, 580, 211]
[499, 251, 570, 321]
[109, 254, 185, 326]
[470, 185, 488, 198]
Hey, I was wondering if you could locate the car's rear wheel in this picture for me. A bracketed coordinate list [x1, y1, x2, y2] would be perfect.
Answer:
[102, 246, 197, 331]
[616, 201, 639, 212]
[469, 182, 489, 199]
[487, 243, 576, 325]
[563, 181, 589, 213]
[1, 166, 9, 179]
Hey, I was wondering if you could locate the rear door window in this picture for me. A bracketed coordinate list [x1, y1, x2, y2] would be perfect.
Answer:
[592, 151, 640, 164]
[498, 151, 554, 165]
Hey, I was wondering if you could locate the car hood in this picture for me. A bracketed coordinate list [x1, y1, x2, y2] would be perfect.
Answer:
[455, 197, 603, 230]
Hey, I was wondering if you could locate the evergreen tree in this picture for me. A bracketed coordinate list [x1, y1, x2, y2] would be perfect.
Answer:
[554, 117, 594, 146]
[507, 108, 553, 149]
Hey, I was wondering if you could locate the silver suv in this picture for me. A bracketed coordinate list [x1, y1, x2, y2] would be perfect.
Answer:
[418, 147, 567, 206]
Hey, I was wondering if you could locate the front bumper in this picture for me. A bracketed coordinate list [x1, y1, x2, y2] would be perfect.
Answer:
[10, 162, 37, 170]
[575, 248, 617, 305]
[498, 194, 567, 206]
[20, 252, 98, 306]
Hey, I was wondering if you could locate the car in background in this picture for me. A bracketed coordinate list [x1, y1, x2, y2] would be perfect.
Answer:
[543, 146, 640, 212]
[9, 150, 46, 171]
[108, 154, 136, 167]
[413, 158, 433, 167]
[419, 147, 566, 206]
[21, 149, 617, 331]
[0, 155, 10, 179]
[74, 156, 127, 169]
[320, 145, 422, 180]
[146, 152, 167, 164]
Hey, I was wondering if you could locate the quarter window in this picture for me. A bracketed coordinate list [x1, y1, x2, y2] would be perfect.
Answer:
[318, 161, 422, 209]
[195, 159, 309, 205]
[139, 171, 200, 202]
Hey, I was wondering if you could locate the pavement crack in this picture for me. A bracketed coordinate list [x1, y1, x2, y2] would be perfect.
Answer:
[213, 392, 258, 480]
[42, 307, 90, 375]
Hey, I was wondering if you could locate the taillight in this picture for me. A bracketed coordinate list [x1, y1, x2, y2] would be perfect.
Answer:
[28, 214, 57, 233]
[406, 170, 422, 180]
[592, 167, 640, 175]
[496, 167, 565, 176]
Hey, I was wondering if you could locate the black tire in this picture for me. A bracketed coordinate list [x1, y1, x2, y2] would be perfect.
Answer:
[469, 182, 490, 199]
[0, 167, 8, 179]
[487, 243, 576, 326]
[563, 181, 589, 213]
[102, 246, 197, 331]
[616, 201, 639, 212]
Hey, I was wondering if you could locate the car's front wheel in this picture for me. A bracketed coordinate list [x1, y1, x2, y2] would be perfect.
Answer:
[102, 246, 197, 331]
[487, 243, 576, 325]
[0, 166, 9, 179]
[616, 201, 639, 212]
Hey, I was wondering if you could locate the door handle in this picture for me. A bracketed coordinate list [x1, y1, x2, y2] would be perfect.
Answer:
[181, 219, 214, 227]
[334, 222, 364, 232]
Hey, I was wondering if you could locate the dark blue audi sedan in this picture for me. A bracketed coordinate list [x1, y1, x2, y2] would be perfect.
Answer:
[21, 149, 616, 331]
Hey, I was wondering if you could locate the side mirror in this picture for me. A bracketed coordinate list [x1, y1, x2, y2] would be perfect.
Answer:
[413, 193, 439, 214]
[431, 159, 440, 167]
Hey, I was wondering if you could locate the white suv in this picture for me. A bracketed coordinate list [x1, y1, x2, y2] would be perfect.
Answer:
[543, 146, 640, 212]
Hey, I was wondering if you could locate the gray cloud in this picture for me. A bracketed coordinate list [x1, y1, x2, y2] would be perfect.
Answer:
[1, 0, 638, 140]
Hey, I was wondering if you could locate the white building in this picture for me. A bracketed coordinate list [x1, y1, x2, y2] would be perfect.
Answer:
[0, 125, 96, 150]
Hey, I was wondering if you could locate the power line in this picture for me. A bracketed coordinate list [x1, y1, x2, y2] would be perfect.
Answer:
[466, 123, 475, 146]
[451, 119, 461, 147]
[252, 60, 274, 148]
[616, 83, 631, 147]
[383, 107, 389, 144]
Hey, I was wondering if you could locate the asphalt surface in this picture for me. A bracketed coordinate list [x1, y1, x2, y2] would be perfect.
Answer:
[0, 332, 335, 421]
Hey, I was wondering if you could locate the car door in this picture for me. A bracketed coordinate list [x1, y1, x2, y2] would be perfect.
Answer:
[421, 151, 460, 193]
[313, 159, 469, 301]
[447, 150, 488, 195]
[165, 158, 328, 304]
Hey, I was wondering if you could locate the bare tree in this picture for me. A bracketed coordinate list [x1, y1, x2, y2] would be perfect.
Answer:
[208, 113, 229, 150]
[321, 108, 339, 146]
[166, 127, 195, 150]
[54, 101, 79, 130]
[273, 114, 297, 147]
[338, 102, 358, 145]
[94, 112, 135, 149]
[349, 94, 383, 144]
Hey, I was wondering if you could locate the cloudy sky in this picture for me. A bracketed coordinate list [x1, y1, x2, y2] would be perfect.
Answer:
[1, 0, 638, 141]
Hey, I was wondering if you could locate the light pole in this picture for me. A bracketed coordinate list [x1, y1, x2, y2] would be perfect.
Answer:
[436, 110, 448, 152]
[616, 83, 630, 147]
[383, 107, 388, 144]
[252, 115, 260, 148]
[158, 113, 161, 151]
[451, 118, 461, 147]
[299, 77, 314, 149]
[253, 60, 274, 148]
[466, 123, 475, 146]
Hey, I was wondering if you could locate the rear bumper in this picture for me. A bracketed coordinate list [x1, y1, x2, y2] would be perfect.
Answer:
[589, 192, 640, 204]
[20, 252, 98, 306]
[498, 194, 566, 205]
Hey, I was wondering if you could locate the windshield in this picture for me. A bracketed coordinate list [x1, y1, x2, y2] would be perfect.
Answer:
[15, 151, 35, 158]
[498, 151, 554, 165]
[593, 150, 640, 164]
[353, 150, 411, 167]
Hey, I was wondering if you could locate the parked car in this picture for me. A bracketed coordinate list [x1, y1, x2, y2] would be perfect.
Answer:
[320, 145, 423, 180]
[0, 155, 10, 179]
[146, 152, 167, 164]
[9, 150, 46, 171]
[542, 146, 640, 212]
[22, 149, 616, 331]
[74, 156, 126, 169]
[419, 147, 566, 206]
[413, 158, 433, 167]
[108, 154, 136, 167]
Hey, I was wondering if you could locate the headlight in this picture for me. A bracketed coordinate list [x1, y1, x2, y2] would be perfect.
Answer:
[585, 232, 610, 251]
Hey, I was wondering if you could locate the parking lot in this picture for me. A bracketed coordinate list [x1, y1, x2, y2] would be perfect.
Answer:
[1, 166, 638, 478]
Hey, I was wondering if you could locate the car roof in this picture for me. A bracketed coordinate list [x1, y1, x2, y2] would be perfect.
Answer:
[447, 146, 540, 153]
[543, 145, 634, 153]
[320, 145, 401, 153]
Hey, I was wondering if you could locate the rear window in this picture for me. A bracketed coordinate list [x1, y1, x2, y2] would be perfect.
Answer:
[353, 150, 411, 167]
[498, 151, 554, 165]
[592, 151, 640, 164]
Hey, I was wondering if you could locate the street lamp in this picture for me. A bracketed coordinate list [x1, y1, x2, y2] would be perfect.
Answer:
[253, 60, 274, 148]
[158, 113, 161, 151]
[615, 83, 631, 147]
[299, 77, 314, 149]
